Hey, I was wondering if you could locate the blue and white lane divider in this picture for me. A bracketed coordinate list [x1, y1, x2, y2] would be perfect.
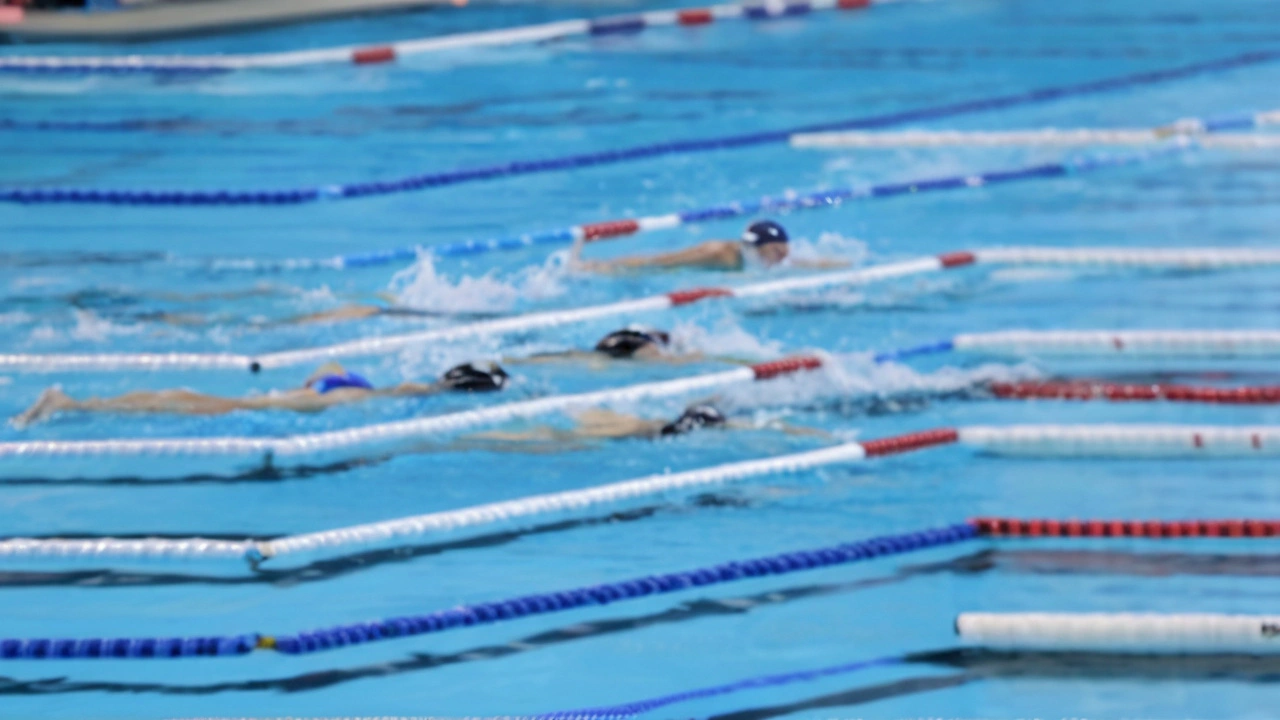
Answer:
[287, 142, 1183, 272]
[1, 53, 1277, 206]
[124, 110, 1280, 273]
[872, 327, 1280, 364]
[4, 250, 1280, 374]
[791, 111, 1280, 148]
[0, 0, 888, 75]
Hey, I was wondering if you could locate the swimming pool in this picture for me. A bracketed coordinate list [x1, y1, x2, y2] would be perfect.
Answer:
[3, 0, 1280, 716]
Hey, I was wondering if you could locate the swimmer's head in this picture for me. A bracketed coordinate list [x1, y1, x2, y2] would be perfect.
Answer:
[440, 362, 509, 392]
[660, 404, 727, 436]
[741, 220, 789, 267]
[594, 327, 671, 359]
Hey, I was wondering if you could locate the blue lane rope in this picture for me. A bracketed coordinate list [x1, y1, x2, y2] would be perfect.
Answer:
[0, 118, 193, 133]
[0, 523, 977, 659]
[873, 340, 956, 364]
[535, 654, 906, 719]
[283, 140, 1181, 271]
[0, 51, 1273, 207]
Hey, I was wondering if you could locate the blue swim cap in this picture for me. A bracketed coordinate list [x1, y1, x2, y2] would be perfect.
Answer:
[312, 371, 375, 394]
[742, 220, 788, 246]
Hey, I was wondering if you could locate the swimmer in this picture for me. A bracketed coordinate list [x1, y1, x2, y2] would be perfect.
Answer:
[278, 293, 503, 326]
[572, 220, 850, 274]
[511, 326, 761, 368]
[11, 362, 509, 428]
[515, 326, 699, 366]
[7, 287, 497, 329]
[456, 404, 826, 452]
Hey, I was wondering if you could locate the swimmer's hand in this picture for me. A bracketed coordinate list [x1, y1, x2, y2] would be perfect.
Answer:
[303, 362, 348, 389]
[11, 387, 73, 429]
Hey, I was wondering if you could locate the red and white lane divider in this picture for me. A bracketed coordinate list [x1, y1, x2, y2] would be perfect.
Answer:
[990, 381, 1280, 404]
[5, 245, 1280, 374]
[0, 0, 883, 74]
[1, 424, 1276, 563]
[957, 613, 1280, 654]
[0, 356, 823, 467]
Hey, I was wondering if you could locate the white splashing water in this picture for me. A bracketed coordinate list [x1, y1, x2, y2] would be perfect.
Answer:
[718, 351, 1041, 414]
[0, 311, 33, 327]
[668, 318, 783, 360]
[785, 231, 870, 266]
[27, 310, 148, 345]
[388, 250, 570, 313]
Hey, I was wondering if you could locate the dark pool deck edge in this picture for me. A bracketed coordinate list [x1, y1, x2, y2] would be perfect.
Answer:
[2, 0, 455, 43]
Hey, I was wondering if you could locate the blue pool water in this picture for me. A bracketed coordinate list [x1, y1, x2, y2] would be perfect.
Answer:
[3, 0, 1280, 716]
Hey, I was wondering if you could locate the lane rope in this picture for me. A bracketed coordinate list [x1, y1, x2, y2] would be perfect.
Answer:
[989, 380, 1280, 404]
[955, 613, 1280, 654]
[29, 124, 1248, 273]
[549, 601, 1280, 719]
[4, 425, 1278, 562]
[533, 654, 906, 719]
[240, 142, 1178, 271]
[874, 328, 1280, 363]
[5, 515, 1280, 659]
[2, 54, 1276, 206]
[0, 0, 885, 75]
[790, 110, 1280, 148]
[0, 356, 822, 468]
[0, 254, 950, 373]
[9, 246, 1280, 374]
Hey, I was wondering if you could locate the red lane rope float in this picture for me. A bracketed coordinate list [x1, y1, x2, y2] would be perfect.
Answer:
[750, 355, 824, 379]
[860, 428, 960, 457]
[581, 219, 642, 241]
[990, 381, 1280, 404]
[973, 517, 1280, 538]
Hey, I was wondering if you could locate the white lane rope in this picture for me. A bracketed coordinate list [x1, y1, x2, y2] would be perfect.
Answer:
[2, 424, 1276, 564]
[791, 110, 1280, 149]
[954, 330, 1280, 357]
[957, 613, 1280, 654]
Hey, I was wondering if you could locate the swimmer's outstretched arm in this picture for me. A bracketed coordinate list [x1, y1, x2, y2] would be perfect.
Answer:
[12, 387, 259, 428]
[280, 304, 385, 326]
[454, 408, 663, 451]
[378, 381, 446, 398]
[788, 257, 853, 270]
[574, 240, 743, 273]
[503, 350, 606, 366]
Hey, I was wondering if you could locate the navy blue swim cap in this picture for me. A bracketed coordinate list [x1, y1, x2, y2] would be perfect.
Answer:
[742, 220, 788, 246]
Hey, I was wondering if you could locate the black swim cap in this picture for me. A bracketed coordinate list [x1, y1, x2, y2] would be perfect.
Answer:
[742, 220, 789, 246]
[660, 404, 727, 436]
[594, 327, 671, 359]
[440, 362, 509, 392]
